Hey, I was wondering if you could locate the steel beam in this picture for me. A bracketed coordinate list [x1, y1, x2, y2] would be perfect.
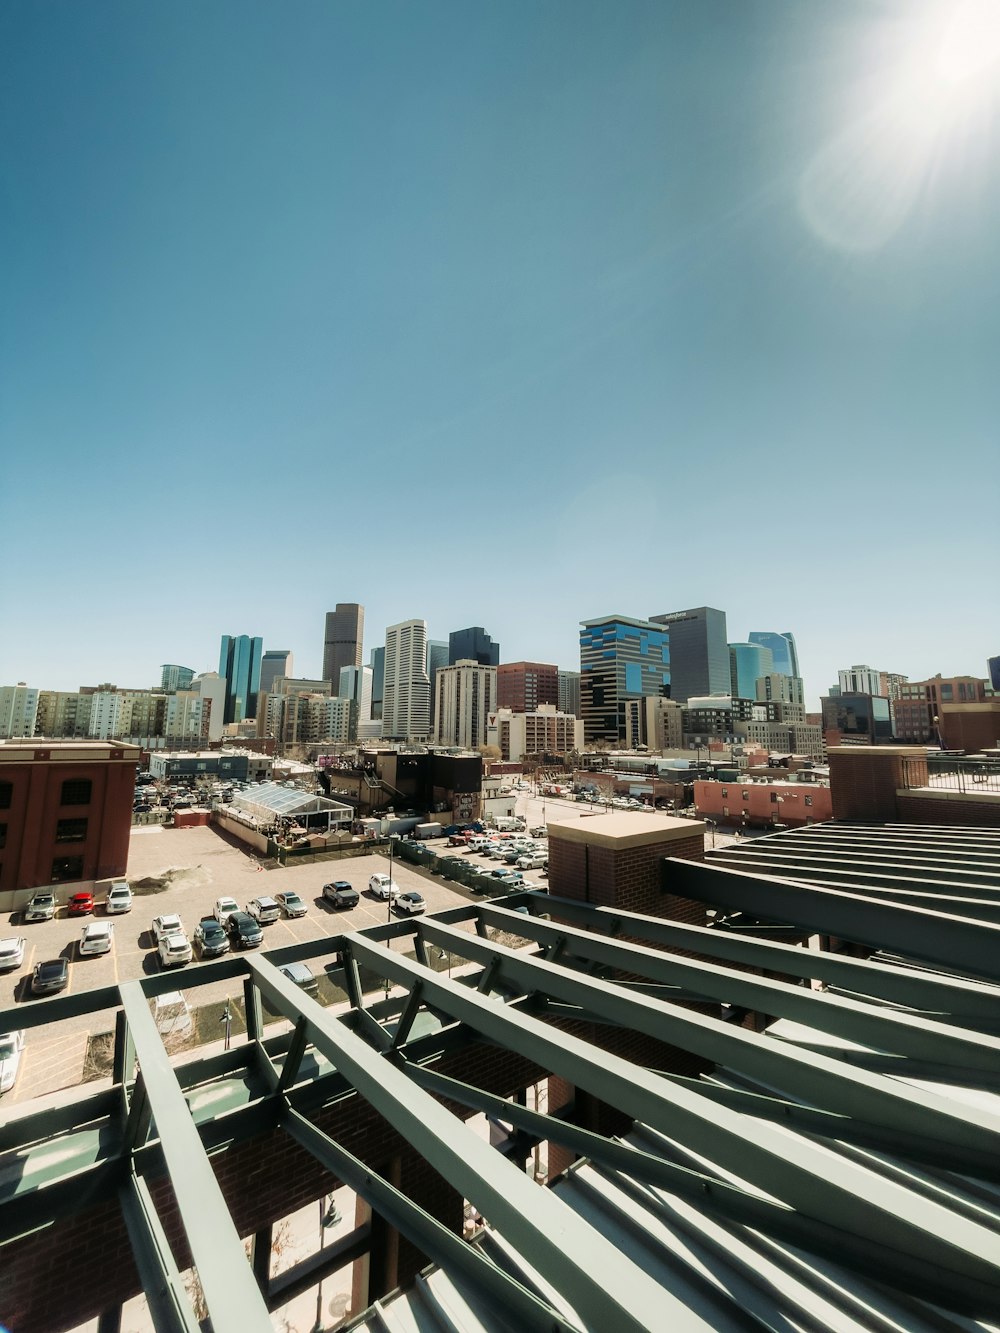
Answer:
[343, 933, 1000, 1315]
[244, 955, 690, 1333]
[473, 902, 1000, 1075]
[118, 981, 273, 1333]
[118, 1173, 201, 1333]
[535, 892, 1000, 1020]
[666, 858, 1000, 981]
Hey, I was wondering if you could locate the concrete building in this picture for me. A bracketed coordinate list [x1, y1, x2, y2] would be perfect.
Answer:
[426, 640, 449, 728]
[557, 669, 580, 718]
[0, 740, 139, 896]
[681, 695, 754, 746]
[748, 630, 799, 678]
[892, 675, 989, 744]
[448, 626, 500, 667]
[148, 749, 273, 783]
[486, 704, 583, 763]
[0, 684, 39, 738]
[159, 664, 195, 693]
[580, 614, 670, 745]
[756, 673, 806, 707]
[85, 688, 167, 741]
[34, 690, 92, 738]
[623, 696, 684, 751]
[259, 650, 294, 696]
[383, 619, 431, 741]
[650, 606, 729, 703]
[164, 672, 226, 743]
[339, 664, 373, 738]
[322, 603, 364, 687]
[218, 634, 263, 723]
[496, 661, 558, 713]
[728, 643, 773, 699]
[433, 660, 496, 749]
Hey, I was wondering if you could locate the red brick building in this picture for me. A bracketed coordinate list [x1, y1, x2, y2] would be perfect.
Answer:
[496, 661, 558, 713]
[0, 740, 139, 901]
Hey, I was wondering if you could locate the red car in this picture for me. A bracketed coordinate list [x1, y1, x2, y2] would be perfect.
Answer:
[67, 892, 95, 916]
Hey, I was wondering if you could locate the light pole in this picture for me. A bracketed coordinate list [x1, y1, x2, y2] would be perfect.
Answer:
[220, 1002, 233, 1051]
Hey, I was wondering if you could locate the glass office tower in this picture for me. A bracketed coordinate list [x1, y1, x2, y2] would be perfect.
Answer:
[580, 615, 670, 744]
[748, 631, 800, 680]
[650, 607, 729, 704]
[218, 635, 263, 723]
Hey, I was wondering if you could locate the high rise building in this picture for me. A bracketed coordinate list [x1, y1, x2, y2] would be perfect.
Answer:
[383, 620, 431, 740]
[433, 660, 496, 749]
[837, 665, 883, 696]
[496, 662, 559, 713]
[218, 635, 263, 723]
[260, 650, 294, 696]
[165, 673, 226, 743]
[338, 664, 373, 740]
[426, 640, 449, 727]
[650, 607, 729, 703]
[989, 656, 1000, 692]
[448, 626, 500, 667]
[822, 692, 893, 744]
[486, 705, 584, 763]
[369, 646, 385, 721]
[748, 631, 800, 679]
[580, 615, 670, 745]
[623, 696, 684, 751]
[558, 669, 581, 718]
[728, 643, 773, 700]
[0, 684, 39, 738]
[160, 664, 195, 693]
[756, 673, 806, 707]
[322, 604, 364, 686]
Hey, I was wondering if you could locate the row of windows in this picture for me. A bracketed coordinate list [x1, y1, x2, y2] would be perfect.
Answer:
[720, 787, 813, 807]
[0, 778, 92, 808]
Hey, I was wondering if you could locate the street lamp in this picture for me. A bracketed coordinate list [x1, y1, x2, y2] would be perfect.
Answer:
[220, 1002, 233, 1051]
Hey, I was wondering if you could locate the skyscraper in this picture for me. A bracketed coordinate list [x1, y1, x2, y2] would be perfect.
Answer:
[558, 669, 581, 718]
[383, 620, 431, 740]
[433, 660, 496, 748]
[989, 656, 1000, 692]
[322, 603, 364, 685]
[496, 662, 559, 712]
[579, 615, 670, 744]
[160, 664, 195, 693]
[728, 643, 773, 699]
[218, 635, 263, 723]
[448, 626, 500, 667]
[650, 607, 729, 704]
[837, 665, 882, 696]
[748, 631, 800, 680]
[259, 650, 294, 696]
[369, 646, 385, 721]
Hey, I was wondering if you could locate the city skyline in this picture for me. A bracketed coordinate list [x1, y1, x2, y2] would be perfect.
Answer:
[2, 3, 998, 707]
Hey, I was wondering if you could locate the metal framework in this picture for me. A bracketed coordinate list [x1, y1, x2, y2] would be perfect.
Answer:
[3, 823, 1000, 1331]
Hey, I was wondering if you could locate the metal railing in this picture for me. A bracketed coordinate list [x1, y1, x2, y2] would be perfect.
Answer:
[901, 755, 1000, 794]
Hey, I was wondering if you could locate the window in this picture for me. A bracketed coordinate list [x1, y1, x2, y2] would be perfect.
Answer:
[770, 792, 779, 803]
[0, 782, 11, 809]
[51, 855, 84, 883]
[742, 790, 749, 800]
[804, 795, 813, 807]
[61, 778, 92, 806]
[722, 806, 729, 817]
[55, 818, 88, 843]
[721, 787, 728, 797]
[0, 823, 5, 850]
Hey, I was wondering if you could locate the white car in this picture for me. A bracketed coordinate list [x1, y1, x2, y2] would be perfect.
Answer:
[369, 874, 400, 901]
[152, 913, 184, 943]
[80, 921, 115, 957]
[396, 891, 426, 915]
[23, 891, 55, 923]
[0, 1031, 26, 1094]
[214, 897, 239, 925]
[157, 932, 193, 968]
[105, 880, 133, 914]
[246, 896, 280, 925]
[0, 937, 26, 972]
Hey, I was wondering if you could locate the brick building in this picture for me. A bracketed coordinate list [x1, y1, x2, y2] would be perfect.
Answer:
[0, 740, 139, 901]
[495, 661, 559, 713]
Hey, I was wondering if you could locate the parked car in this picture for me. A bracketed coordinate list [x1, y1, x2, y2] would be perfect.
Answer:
[67, 892, 95, 917]
[193, 917, 230, 958]
[152, 913, 184, 943]
[226, 912, 263, 950]
[529, 826, 547, 838]
[369, 874, 400, 901]
[491, 867, 522, 881]
[31, 958, 69, 996]
[0, 937, 26, 972]
[105, 880, 133, 914]
[278, 961, 319, 997]
[323, 881, 359, 909]
[79, 922, 114, 957]
[157, 932, 193, 968]
[517, 852, 548, 870]
[246, 896, 280, 925]
[275, 890, 308, 918]
[23, 891, 55, 923]
[214, 897, 239, 925]
[0, 1031, 26, 1094]
[395, 891, 426, 915]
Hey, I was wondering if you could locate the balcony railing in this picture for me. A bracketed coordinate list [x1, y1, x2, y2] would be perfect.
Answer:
[901, 756, 1000, 795]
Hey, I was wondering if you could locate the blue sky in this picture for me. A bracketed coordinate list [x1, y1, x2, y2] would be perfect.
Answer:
[2, 0, 998, 706]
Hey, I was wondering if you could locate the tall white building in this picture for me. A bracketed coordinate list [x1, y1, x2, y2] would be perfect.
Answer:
[557, 670, 581, 718]
[486, 705, 584, 763]
[165, 673, 226, 743]
[433, 660, 496, 749]
[756, 674, 806, 707]
[838, 665, 882, 696]
[383, 620, 431, 741]
[339, 665, 373, 724]
[0, 684, 39, 738]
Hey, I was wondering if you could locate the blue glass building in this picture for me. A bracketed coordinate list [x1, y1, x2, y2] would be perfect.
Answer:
[748, 631, 800, 680]
[580, 615, 670, 744]
[729, 643, 774, 699]
[218, 634, 263, 723]
[448, 627, 500, 667]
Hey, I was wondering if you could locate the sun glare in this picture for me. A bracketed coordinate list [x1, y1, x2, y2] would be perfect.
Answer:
[799, 1, 1000, 252]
